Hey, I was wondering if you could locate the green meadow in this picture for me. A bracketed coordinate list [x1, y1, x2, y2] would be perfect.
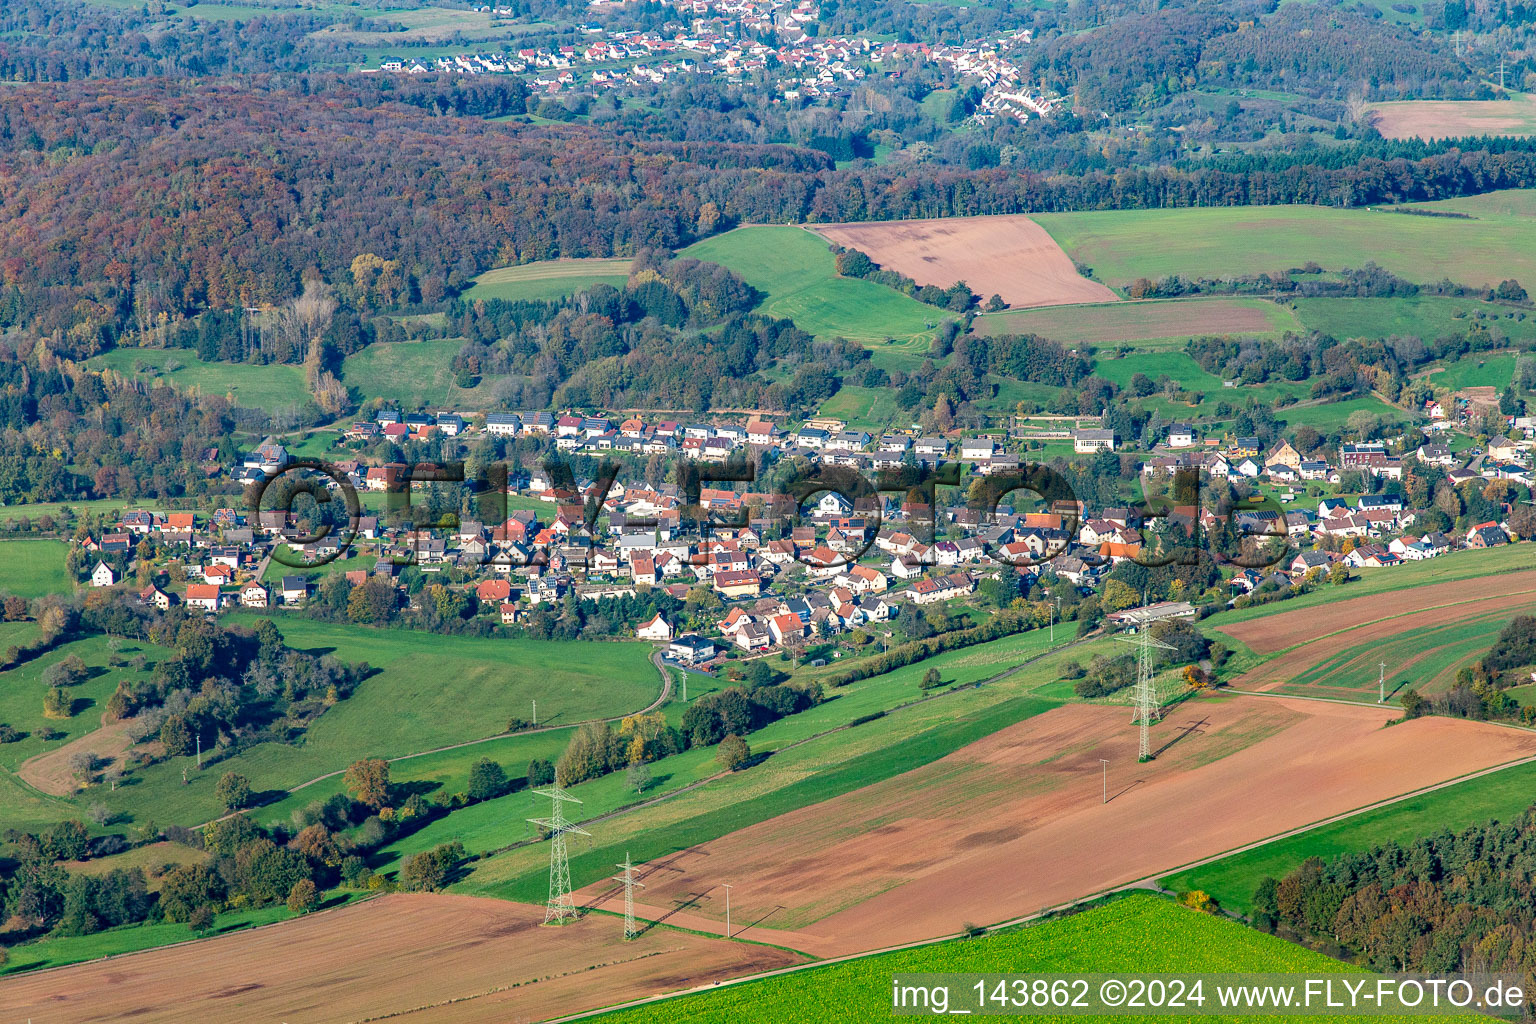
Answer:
[1291, 295, 1536, 346]
[86, 348, 307, 411]
[340, 339, 495, 408]
[16, 619, 658, 830]
[681, 226, 949, 347]
[0, 539, 73, 598]
[463, 258, 631, 303]
[1032, 200, 1536, 290]
[600, 894, 1396, 1023]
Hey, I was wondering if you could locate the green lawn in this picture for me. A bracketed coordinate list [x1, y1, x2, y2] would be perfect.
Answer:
[1161, 761, 1536, 914]
[261, 546, 377, 582]
[0, 538, 73, 598]
[600, 894, 1391, 1024]
[680, 227, 950, 347]
[0, 634, 172, 831]
[1292, 295, 1536, 346]
[976, 297, 1303, 346]
[1271, 394, 1404, 431]
[1032, 201, 1536, 290]
[462, 258, 631, 303]
[86, 349, 307, 412]
[340, 339, 494, 408]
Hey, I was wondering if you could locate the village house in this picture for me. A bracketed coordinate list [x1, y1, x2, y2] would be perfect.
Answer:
[636, 613, 673, 641]
[185, 583, 222, 612]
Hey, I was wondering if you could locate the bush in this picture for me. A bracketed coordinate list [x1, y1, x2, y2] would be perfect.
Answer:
[716, 734, 750, 771]
[848, 711, 886, 727]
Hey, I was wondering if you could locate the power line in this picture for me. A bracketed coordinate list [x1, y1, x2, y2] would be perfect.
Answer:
[1117, 616, 1176, 762]
[612, 853, 645, 940]
[528, 777, 590, 924]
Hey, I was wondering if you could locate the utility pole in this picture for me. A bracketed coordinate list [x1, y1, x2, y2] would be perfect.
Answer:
[1100, 758, 1109, 804]
[722, 883, 733, 939]
[195, 732, 201, 770]
[1499, 59, 1508, 90]
[1453, 28, 1463, 57]
[532, 699, 537, 728]
[612, 853, 645, 940]
[528, 778, 590, 924]
[1379, 661, 1386, 703]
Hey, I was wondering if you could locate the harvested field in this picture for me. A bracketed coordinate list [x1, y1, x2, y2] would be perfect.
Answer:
[1369, 95, 1536, 140]
[583, 697, 1536, 957]
[0, 893, 804, 1024]
[1217, 568, 1536, 656]
[811, 215, 1118, 309]
[973, 297, 1300, 344]
[18, 720, 134, 796]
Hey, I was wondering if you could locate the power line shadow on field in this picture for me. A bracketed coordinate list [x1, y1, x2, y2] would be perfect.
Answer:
[1107, 779, 1144, 802]
[738, 904, 787, 935]
[1152, 717, 1209, 758]
[633, 888, 713, 936]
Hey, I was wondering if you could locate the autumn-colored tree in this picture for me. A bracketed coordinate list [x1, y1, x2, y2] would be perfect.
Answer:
[292, 824, 343, 868]
[343, 758, 390, 808]
[286, 878, 320, 914]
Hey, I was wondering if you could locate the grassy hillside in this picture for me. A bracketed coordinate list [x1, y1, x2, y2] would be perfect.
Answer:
[85, 349, 306, 411]
[340, 339, 497, 408]
[680, 226, 949, 348]
[1032, 201, 1536, 290]
[977, 297, 1303, 346]
[25, 620, 658, 830]
[1291, 295, 1536, 346]
[598, 894, 1382, 1023]
[462, 258, 631, 303]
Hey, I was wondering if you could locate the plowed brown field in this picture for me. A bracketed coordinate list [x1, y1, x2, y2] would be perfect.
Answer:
[1217, 568, 1536, 655]
[0, 893, 805, 1024]
[582, 697, 1536, 956]
[811, 215, 1118, 309]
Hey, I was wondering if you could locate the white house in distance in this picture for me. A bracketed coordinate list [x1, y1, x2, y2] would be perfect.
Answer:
[91, 561, 118, 587]
[636, 613, 673, 641]
[1074, 428, 1116, 454]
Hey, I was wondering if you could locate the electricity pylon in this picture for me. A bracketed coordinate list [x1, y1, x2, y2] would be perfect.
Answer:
[529, 778, 589, 924]
[1117, 615, 1176, 762]
[612, 852, 645, 940]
